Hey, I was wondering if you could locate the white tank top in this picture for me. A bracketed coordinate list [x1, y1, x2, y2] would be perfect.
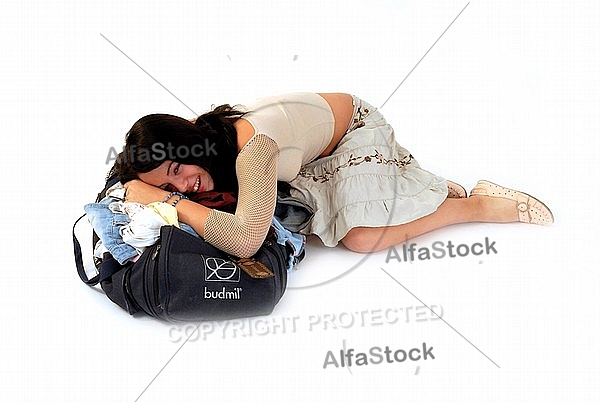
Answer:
[241, 92, 335, 181]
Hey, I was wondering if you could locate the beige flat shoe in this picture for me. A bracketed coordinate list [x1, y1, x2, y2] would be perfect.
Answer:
[470, 180, 554, 225]
[447, 180, 467, 199]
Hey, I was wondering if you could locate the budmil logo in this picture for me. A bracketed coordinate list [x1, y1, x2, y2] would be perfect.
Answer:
[203, 257, 240, 283]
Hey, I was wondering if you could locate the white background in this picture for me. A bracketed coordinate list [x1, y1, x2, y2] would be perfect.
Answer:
[1, 0, 599, 401]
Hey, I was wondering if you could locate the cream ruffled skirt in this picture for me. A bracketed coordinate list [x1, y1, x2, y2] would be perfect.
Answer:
[288, 96, 448, 247]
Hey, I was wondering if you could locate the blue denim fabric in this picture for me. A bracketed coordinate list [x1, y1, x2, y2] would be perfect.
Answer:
[84, 197, 138, 265]
[271, 217, 306, 271]
[275, 182, 314, 233]
[179, 223, 200, 237]
[85, 198, 201, 265]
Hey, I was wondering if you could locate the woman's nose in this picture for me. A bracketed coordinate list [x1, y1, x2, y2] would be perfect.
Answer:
[174, 177, 188, 193]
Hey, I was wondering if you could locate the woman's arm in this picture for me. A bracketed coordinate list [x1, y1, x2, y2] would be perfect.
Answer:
[122, 180, 213, 235]
[201, 133, 279, 257]
[122, 133, 279, 258]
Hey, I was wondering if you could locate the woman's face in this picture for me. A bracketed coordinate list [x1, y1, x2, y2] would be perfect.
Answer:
[138, 160, 215, 193]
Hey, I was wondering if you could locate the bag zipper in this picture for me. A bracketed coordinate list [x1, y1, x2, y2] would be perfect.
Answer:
[151, 244, 161, 308]
[152, 244, 161, 260]
[143, 243, 161, 317]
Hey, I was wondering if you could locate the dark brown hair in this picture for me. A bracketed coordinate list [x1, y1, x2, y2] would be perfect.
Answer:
[114, 105, 245, 193]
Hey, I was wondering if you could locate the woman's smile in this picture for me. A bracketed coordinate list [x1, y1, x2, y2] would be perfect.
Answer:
[138, 161, 214, 194]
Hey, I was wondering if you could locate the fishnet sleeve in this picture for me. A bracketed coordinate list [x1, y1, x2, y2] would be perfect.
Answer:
[203, 133, 279, 258]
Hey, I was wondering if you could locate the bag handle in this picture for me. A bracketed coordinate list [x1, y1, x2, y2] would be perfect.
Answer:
[72, 213, 124, 286]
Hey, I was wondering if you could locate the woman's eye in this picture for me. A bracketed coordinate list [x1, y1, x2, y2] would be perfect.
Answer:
[173, 164, 181, 175]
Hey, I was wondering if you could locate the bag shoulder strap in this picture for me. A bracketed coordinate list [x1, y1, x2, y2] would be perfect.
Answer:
[74, 167, 125, 286]
[73, 213, 126, 286]
[73, 213, 101, 285]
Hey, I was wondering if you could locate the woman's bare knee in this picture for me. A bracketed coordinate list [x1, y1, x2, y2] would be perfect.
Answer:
[341, 227, 380, 253]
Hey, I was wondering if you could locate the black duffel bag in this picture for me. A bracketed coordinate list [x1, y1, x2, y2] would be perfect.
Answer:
[73, 173, 289, 322]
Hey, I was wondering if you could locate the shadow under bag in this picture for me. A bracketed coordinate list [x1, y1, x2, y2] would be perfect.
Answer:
[72, 172, 289, 322]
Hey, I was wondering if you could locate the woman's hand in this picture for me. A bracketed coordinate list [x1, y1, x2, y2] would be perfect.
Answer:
[123, 179, 169, 205]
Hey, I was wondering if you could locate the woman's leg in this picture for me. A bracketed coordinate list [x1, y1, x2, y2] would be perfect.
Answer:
[341, 195, 518, 253]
